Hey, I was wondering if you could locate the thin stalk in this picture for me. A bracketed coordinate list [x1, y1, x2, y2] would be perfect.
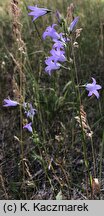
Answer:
[99, 131, 104, 184]
[90, 136, 96, 177]
[34, 22, 43, 44]
[71, 38, 92, 190]
[25, 54, 49, 154]
[19, 57, 27, 197]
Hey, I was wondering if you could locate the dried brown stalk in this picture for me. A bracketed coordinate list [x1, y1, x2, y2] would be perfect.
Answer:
[11, 0, 26, 101]
[66, 3, 75, 24]
[75, 105, 93, 138]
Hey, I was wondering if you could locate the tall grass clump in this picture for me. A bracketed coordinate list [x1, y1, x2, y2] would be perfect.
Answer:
[1, 0, 104, 200]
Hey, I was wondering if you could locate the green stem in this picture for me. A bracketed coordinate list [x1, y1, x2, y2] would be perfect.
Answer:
[71, 38, 92, 190]
[90, 136, 96, 177]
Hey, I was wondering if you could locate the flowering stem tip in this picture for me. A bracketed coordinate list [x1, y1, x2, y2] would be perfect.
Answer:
[23, 122, 33, 133]
[28, 5, 51, 21]
[86, 77, 102, 99]
[3, 99, 19, 107]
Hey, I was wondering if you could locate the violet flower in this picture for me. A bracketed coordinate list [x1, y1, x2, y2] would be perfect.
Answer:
[86, 77, 102, 99]
[3, 98, 19, 107]
[23, 122, 33, 133]
[50, 48, 66, 62]
[45, 57, 61, 75]
[23, 103, 36, 120]
[28, 5, 51, 21]
[59, 33, 70, 43]
[43, 24, 60, 40]
[52, 33, 69, 50]
[53, 40, 65, 50]
[69, 16, 79, 32]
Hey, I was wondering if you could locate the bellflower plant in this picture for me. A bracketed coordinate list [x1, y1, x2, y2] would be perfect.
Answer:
[3, 99, 19, 107]
[86, 77, 102, 99]
[50, 48, 66, 63]
[2, 3, 103, 199]
[45, 57, 61, 75]
[43, 25, 68, 75]
[23, 122, 33, 133]
[43, 24, 60, 40]
[23, 102, 37, 121]
[3, 98, 37, 134]
[53, 39, 65, 50]
[28, 5, 51, 21]
[59, 33, 70, 43]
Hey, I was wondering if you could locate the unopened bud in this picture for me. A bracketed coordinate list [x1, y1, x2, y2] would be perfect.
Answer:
[56, 10, 65, 26]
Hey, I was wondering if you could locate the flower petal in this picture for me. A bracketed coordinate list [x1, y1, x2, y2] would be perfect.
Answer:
[69, 16, 79, 32]
[92, 77, 96, 85]
[93, 90, 99, 99]
[95, 84, 102, 90]
[28, 6, 37, 10]
[88, 91, 93, 97]
[86, 84, 93, 90]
